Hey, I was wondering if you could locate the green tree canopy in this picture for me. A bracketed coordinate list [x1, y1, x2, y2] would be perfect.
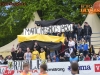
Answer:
[0, 0, 98, 46]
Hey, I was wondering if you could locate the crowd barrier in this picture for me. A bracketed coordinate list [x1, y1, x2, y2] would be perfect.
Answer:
[0, 60, 100, 75]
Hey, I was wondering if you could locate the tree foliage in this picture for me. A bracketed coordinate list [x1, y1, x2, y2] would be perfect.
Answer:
[0, 0, 98, 46]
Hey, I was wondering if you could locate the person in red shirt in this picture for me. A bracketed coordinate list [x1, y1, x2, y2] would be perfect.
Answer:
[84, 54, 90, 61]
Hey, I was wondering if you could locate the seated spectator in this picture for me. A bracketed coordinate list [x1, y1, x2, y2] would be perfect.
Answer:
[32, 47, 39, 60]
[69, 52, 78, 63]
[89, 45, 95, 56]
[17, 48, 24, 60]
[11, 45, 17, 60]
[92, 54, 97, 61]
[79, 53, 84, 61]
[84, 54, 90, 61]
[64, 50, 70, 61]
[47, 55, 51, 62]
[0, 56, 4, 64]
[83, 40, 89, 56]
[6, 55, 12, 60]
[40, 48, 46, 61]
[52, 55, 59, 62]
[97, 53, 100, 60]
[77, 40, 83, 53]
[68, 37, 75, 54]
[59, 56, 65, 62]
[24, 47, 32, 60]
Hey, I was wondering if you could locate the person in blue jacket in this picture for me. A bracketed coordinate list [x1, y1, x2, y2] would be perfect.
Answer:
[69, 52, 78, 63]
[83, 40, 89, 57]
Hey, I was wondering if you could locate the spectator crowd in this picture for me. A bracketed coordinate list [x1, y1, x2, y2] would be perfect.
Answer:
[0, 22, 100, 64]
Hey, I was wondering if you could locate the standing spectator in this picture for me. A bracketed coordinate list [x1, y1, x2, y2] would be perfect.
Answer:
[79, 53, 84, 61]
[68, 37, 75, 54]
[32, 47, 39, 60]
[72, 22, 77, 39]
[16, 43, 20, 50]
[64, 37, 68, 49]
[11, 45, 17, 60]
[69, 52, 78, 63]
[34, 41, 40, 53]
[40, 48, 46, 61]
[50, 49, 55, 60]
[77, 24, 83, 41]
[84, 54, 90, 61]
[73, 38, 77, 55]
[91, 53, 97, 61]
[43, 46, 50, 58]
[24, 47, 32, 60]
[47, 55, 51, 62]
[83, 22, 92, 42]
[83, 40, 89, 56]
[17, 48, 24, 60]
[68, 31, 74, 39]
[0, 55, 4, 64]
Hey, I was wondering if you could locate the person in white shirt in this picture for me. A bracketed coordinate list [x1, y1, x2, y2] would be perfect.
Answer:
[68, 37, 75, 54]
[24, 47, 32, 60]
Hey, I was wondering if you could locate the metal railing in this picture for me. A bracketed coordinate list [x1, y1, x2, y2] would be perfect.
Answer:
[91, 32, 100, 49]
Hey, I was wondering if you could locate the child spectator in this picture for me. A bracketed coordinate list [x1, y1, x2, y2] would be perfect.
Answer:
[79, 53, 84, 61]
[32, 47, 39, 60]
[39, 64, 48, 75]
[68, 37, 75, 54]
[40, 48, 46, 61]
[24, 47, 32, 60]
[83, 40, 89, 56]
[84, 54, 90, 61]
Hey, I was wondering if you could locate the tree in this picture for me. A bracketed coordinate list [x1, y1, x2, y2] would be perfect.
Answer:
[0, 0, 97, 46]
